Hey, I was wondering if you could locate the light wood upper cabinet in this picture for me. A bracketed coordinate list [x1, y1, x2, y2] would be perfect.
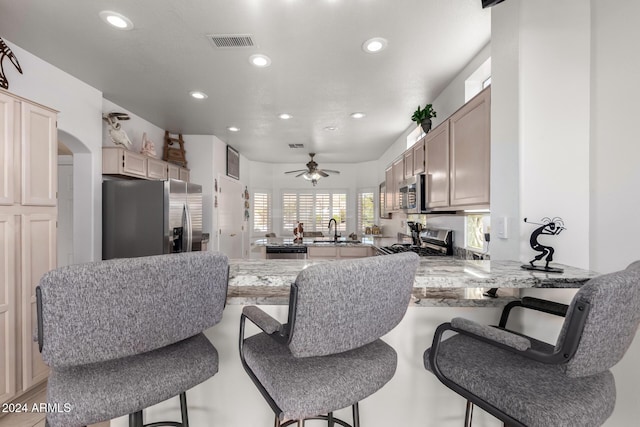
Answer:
[0, 93, 15, 206]
[179, 167, 190, 182]
[425, 121, 450, 208]
[103, 147, 190, 182]
[413, 138, 425, 175]
[449, 87, 491, 207]
[21, 102, 57, 206]
[384, 166, 393, 213]
[147, 157, 168, 180]
[392, 158, 404, 210]
[403, 150, 414, 179]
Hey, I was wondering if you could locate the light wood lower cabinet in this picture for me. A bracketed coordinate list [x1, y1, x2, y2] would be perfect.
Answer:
[307, 246, 374, 259]
[0, 89, 57, 405]
[21, 213, 56, 390]
[0, 214, 16, 404]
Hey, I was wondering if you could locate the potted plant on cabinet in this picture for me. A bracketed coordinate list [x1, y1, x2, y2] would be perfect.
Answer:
[411, 104, 437, 133]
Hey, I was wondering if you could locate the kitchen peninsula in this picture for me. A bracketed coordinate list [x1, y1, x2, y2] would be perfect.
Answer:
[227, 258, 599, 306]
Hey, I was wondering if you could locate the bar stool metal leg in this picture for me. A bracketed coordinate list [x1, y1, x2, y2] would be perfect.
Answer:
[129, 411, 143, 427]
[275, 415, 281, 427]
[352, 403, 360, 427]
[180, 392, 190, 427]
[464, 401, 474, 427]
[328, 411, 334, 427]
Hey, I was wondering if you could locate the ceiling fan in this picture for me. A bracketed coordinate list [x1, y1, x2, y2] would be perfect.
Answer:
[284, 153, 340, 186]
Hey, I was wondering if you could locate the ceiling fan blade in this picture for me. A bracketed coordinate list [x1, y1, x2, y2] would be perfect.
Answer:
[295, 172, 307, 177]
[317, 170, 329, 177]
[322, 169, 341, 174]
[284, 169, 307, 174]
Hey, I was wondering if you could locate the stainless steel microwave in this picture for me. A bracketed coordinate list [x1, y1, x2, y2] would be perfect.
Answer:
[400, 174, 456, 214]
[399, 175, 420, 213]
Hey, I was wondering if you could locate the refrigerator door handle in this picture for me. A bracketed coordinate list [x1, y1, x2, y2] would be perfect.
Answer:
[183, 203, 193, 252]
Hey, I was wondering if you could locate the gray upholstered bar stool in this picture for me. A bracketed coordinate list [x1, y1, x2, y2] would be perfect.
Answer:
[36, 252, 229, 427]
[425, 260, 640, 427]
[239, 252, 420, 427]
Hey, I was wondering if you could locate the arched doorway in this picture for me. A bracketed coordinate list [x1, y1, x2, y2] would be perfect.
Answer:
[57, 130, 93, 265]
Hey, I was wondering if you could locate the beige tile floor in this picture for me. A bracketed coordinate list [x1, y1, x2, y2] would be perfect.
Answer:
[0, 384, 109, 427]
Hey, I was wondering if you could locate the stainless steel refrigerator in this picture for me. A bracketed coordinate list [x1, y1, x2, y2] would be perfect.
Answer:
[102, 179, 202, 260]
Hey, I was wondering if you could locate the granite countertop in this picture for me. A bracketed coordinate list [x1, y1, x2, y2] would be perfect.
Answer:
[227, 258, 599, 307]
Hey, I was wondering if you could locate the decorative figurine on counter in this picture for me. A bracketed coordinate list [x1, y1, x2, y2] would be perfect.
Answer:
[0, 37, 23, 90]
[293, 222, 304, 243]
[521, 217, 566, 273]
[102, 112, 133, 150]
[140, 132, 157, 157]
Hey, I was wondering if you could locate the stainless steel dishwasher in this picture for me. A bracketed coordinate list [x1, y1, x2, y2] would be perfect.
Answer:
[265, 245, 308, 259]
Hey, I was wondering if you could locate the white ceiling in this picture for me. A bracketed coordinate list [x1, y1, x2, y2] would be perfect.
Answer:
[0, 0, 490, 164]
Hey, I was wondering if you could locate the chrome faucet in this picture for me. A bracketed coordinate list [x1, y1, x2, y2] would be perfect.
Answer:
[328, 218, 338, 242]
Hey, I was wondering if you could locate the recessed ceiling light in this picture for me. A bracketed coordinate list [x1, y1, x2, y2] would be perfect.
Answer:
[279, 113, 292, 120]
[362, 37, 387, 54]
[249, 54, 272, 67]
[99, 11, 134, 30]
[350, 112, 366, 119]
[324, 126, 337, 131]
[228, 126, 240, 132]
[189, 91, 208, 100]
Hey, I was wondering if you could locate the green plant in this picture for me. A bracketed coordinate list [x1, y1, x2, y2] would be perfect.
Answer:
[411, 104, 437, 123]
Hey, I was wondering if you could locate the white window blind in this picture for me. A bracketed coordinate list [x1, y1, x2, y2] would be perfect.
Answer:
[357, 192, 375, 233]
[252, 192, 271, 234]
[281, 191, 348, 233]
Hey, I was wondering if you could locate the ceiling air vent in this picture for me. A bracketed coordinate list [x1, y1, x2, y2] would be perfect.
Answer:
[288, 144, 304, 149]
[208, 34, 255, 48]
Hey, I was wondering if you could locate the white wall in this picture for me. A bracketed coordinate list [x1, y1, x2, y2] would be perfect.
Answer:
[590, 0, 640, 273]
[5, 39, 103, 263]
[102, 99, 165, 159]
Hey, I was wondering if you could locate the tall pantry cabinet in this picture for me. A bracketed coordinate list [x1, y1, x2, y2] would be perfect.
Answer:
[0, 89, 57, 404]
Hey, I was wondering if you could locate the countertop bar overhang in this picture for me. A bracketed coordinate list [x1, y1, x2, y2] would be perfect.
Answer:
[227, 259, 599, 307]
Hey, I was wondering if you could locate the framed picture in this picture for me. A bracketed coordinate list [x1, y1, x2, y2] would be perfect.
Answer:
[227, 145, 239, 180]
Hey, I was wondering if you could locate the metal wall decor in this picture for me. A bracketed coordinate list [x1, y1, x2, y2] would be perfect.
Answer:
[102, 112, 133, 150]
[0, 37, 23, 90]
[521, 217, 566, 273]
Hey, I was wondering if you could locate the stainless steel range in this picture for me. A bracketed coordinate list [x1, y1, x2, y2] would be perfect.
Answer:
[377, 228, 453, 257]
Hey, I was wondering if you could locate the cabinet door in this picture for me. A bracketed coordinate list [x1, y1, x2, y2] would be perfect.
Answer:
[0, 215, 16, 404]
[338, 246, 371, 258]
[21, 213, 55, 390]
[123, 151, 147, 178]
[147, 158, 168, 180]
[21, 102, 57, 206]
[403, 150, 414, 179]
[0, 93, 14, 206]
[413, 139, 425, 175]
[384, 167, 393, 213]
[307, 246, 338, 259]
[167, 164, 180, 180]
[449, 87, 490, 207]
[179, 168, 190, 182]
[392, 158, 404, 210]
[425, 121, 450, 208]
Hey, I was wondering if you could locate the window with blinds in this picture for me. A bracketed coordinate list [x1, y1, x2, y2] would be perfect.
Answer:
[282, 191, 348, 233]
[357, 192, 375, 233]
[252, 192, 271, 234]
